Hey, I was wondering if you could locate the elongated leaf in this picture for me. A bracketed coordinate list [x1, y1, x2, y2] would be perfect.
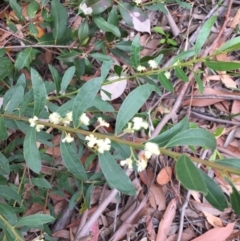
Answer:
[15, 214, 55, 228]
[111, 141, 131, 159]
[215, 158, 240, 170]
[51, 0, 68, 42]
[23, 127, 41, 174]
[4, 86, 24, 114]
[158, 72, 174, 92]
[60, 66, 75, 94]
[49, 65, 61, 94]
[73, 77, 103, 127]
[93, 96, 114, 112]
[0, 117, 8, 140]
[176, 155, 207, 194]
[90, 53, 112, 62]
[93, 16, 121, 37]
[78, 19, 89, 45]
[118, 2, 150, 33]
[9, 0, 25, 21]
[195, 16, 216, 55]
[31, 68, 47, 116]
[0, 152, 10, 175]
[219, 36, 240, 53]
[175, 66, 188, 82]
[226, 178, 240, 215]
[60, 139, 88, 181]
[0, 203, 17, 225]
[101, 60, 113, 79]
[115, 84, 154, 134]
[166, 128, 216, 150]
[99, 152, 136, 195]
[131, 35, 140, 68]
[19, 89, 34, 115]
[0, 185, 21, 203]
[205, 60, 240, 71]
[15, 48, 39, 70]
[151, 118, 189, 146]
[31, 178, 52, 189]
[0, 57, 13, 79]
[193, 72, 204, 94]
[200, 171, 228, 211]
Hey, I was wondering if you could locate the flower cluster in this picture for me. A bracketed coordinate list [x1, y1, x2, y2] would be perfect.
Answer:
[124, 117, 148, 133]
[120, 142, 160, 172]
[29, 116, 44, 132]
[85, 134, 111, 153]
[48, 112, 90, 127]
[62, 133, 74, 143]
[79, 3, 93, 15]
[136, 60, 158, 72]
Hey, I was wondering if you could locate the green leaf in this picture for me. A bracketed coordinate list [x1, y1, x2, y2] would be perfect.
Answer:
[99, 152, 136, 195]
[172, 49, 195, 63]
[118, 2, 150, 33]
[73, 77, 104, 127]
[9, 0, 25, 21]
[0, 117, 8, 141]
[176, 155, 207, 194]
[31, 68, 47, 116]
[90, 53, 112, 62]
[195, 16, 216, 55]
[219, 36, 240, 53]
[31, 178, 52, 189]
[114, 65, 122, 76]
[226, 178, 240, 215]
[131, 35, 140, 68]
[27, 0, 40, 18]
[83, 0, 112, 15]
[0, 203, 17, 225]
[78, 19, 89, 46]
[175, 66, 188, 82]
[48, 64, 61, 94]
[0, 57, 13, 79]
[93, 96, 114, 112]
[115, 84, 154, 134]
[60, 139, 88, 181]
[4, 86, 24, 114]
[205, 60, 240, 71]
[60, 66, 76, 94]
[0, 152, 10, 175]
[111, 141, 131, 159]
[0, 185, 21, 203]
[200, 171, 228, 211]
[93, 16, 121, 37]
[19, 89, 33, 115]
[215, 158, 240, 170]
[166, 128, 216, 150]
[151, 118, 189, 146]
[158, 72, 174, 92]
[193, 72, 204, 94]
[101, 60, 113, 79]
[51, 0, 68, 43]
[15, 214, 55, 228]
[176, 0, 192, 9]
[23, 127, 41, 174]
[15, 48, 39, 70]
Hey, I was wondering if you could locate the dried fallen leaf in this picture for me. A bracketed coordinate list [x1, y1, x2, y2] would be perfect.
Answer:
[149, 184, 166, 211]
[191, 222, 235, 241]
[202, 211, 223, 228]
[156, 198, 178, 241]
[156, 166, 173, 185]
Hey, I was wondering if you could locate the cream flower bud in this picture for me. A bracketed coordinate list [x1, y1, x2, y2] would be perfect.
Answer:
[97, 117, 110, 128]
[62, 133, 74, 143]
[136, 159, 148, 172]
[49, 112, 62, 124]
[80, 113, 90, 126]
[148, 60, 158, 69]
[36, 124, 44, 132]
[136, 65, 146, 72]
[120, 158, 133, 169]
[85, 134, 98, 148]
[144, 142, 160, 159]
[132, 117, 148, 130]
[79, 3, 93, 15]
[29, 116, 38, 127]
[97, 138, 111, 153]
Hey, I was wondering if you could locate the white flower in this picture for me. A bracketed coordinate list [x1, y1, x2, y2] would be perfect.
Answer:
[144, 142, 160, 159]
[132, 117, 148, 130]
[165, 71, 171, 79]
[62, 133, 74, 143]
[80, 113, 90, 126]
[29, 116, 38, 127]
[62, 111, 73, 126]
[97, 138, 111, 153]
[97, 117, 110, 128]
[85, 134, 98, 148]
[124, 122, 135, 134]
[137, 65, 146, 72]
[136, 159, 148, 172]
[148, 60, 158, 69]
[134, 0, 141, 4]
[36, 124, 44, 132]
[49, 112, 62, 124]
[120, 158, 133, 169]
[79, 3, 93, 15]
